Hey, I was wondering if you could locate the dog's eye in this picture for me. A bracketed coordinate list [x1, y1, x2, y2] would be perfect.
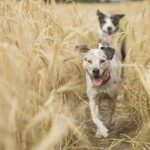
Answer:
[102, 20, 106, 24]
[87, 60, 92, 64]
[100, 59, 105, 63]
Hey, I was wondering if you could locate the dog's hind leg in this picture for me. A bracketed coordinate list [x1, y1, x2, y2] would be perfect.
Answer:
[106, 98, 116, 128]
[89, 98, 108, 138]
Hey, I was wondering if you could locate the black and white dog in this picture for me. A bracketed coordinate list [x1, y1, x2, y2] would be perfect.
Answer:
[74, 10, 126, 139]
[96, 10, 126, 62]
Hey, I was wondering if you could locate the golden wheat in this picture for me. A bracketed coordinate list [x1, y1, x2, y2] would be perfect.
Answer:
[0, 0, 150, 150]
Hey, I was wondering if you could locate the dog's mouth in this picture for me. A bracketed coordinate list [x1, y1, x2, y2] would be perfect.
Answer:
[103, 30, 114, 35]
[92, 76, 103, 86]
[107, 31, 113, 35]
[103, 32, 113, 45]
[90, 71, 111, 87]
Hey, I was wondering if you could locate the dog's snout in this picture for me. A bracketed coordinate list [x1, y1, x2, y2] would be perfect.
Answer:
[93, 68, 99, 75]
[107, 26, 112, 31]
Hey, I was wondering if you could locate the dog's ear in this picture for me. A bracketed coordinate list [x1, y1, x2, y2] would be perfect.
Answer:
[74, 45, 90, 53]
[111, 14, 125, 21]
[96, 10, 105, 19]
[101, 47, 115, 60]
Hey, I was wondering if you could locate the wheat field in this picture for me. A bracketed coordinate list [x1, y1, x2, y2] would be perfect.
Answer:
[0, 0, 150, 150]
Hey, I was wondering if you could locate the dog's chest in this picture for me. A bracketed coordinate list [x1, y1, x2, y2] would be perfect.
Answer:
[88, 79, 120, 100]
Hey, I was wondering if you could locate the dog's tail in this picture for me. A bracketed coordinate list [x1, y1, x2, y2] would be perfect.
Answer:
[121, 38, 126, 62]
[121, 38, 126, 80]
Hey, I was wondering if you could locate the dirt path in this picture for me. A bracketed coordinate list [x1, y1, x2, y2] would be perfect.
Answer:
[84, 95, 137, 150]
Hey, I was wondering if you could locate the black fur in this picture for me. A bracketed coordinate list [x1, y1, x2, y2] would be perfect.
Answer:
[74, 45, 90, 53]
[111, 14, 125, 30]
[96, 10, 106, 28]
[101, 47, 115, 60]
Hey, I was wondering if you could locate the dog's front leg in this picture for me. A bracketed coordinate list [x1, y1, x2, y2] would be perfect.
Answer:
[89, 98, 108, 138]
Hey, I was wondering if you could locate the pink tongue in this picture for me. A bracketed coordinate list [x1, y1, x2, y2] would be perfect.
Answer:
[104, 34, 113, 45]
[92, 78, 103, 86]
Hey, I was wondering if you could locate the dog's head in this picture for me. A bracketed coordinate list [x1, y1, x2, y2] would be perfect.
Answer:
[82, 45, 115, 86]
[97, 10, 125, 45]
[97, 10, 125, 35]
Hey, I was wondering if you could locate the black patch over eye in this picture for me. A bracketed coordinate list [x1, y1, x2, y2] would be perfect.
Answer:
[111, 18, 119, 27]
[99, 19, 106, 27]
[100, 59, 105, 63]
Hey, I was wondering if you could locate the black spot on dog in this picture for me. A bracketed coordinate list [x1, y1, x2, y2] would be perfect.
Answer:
[102, 47, 115, 60]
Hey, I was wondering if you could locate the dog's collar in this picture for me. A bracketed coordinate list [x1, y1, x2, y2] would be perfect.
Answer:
[101, 72, 111, 85]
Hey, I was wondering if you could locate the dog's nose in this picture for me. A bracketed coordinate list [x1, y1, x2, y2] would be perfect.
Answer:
[107, 26, 112, 31]
[93, 69, 99, 75]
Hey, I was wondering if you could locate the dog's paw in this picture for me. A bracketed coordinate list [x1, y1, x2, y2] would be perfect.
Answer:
[95, 126, 109, 138]
[95, 129, 102, 138]
[100, 125, 109, 138]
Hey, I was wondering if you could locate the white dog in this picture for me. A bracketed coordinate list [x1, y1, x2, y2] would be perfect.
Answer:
[78, 44, 122, 138]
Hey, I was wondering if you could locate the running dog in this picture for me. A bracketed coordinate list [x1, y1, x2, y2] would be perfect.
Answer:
[80, 44, 122, 138]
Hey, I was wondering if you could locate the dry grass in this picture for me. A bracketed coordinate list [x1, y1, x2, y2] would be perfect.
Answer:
[0, 0, 150, 149]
